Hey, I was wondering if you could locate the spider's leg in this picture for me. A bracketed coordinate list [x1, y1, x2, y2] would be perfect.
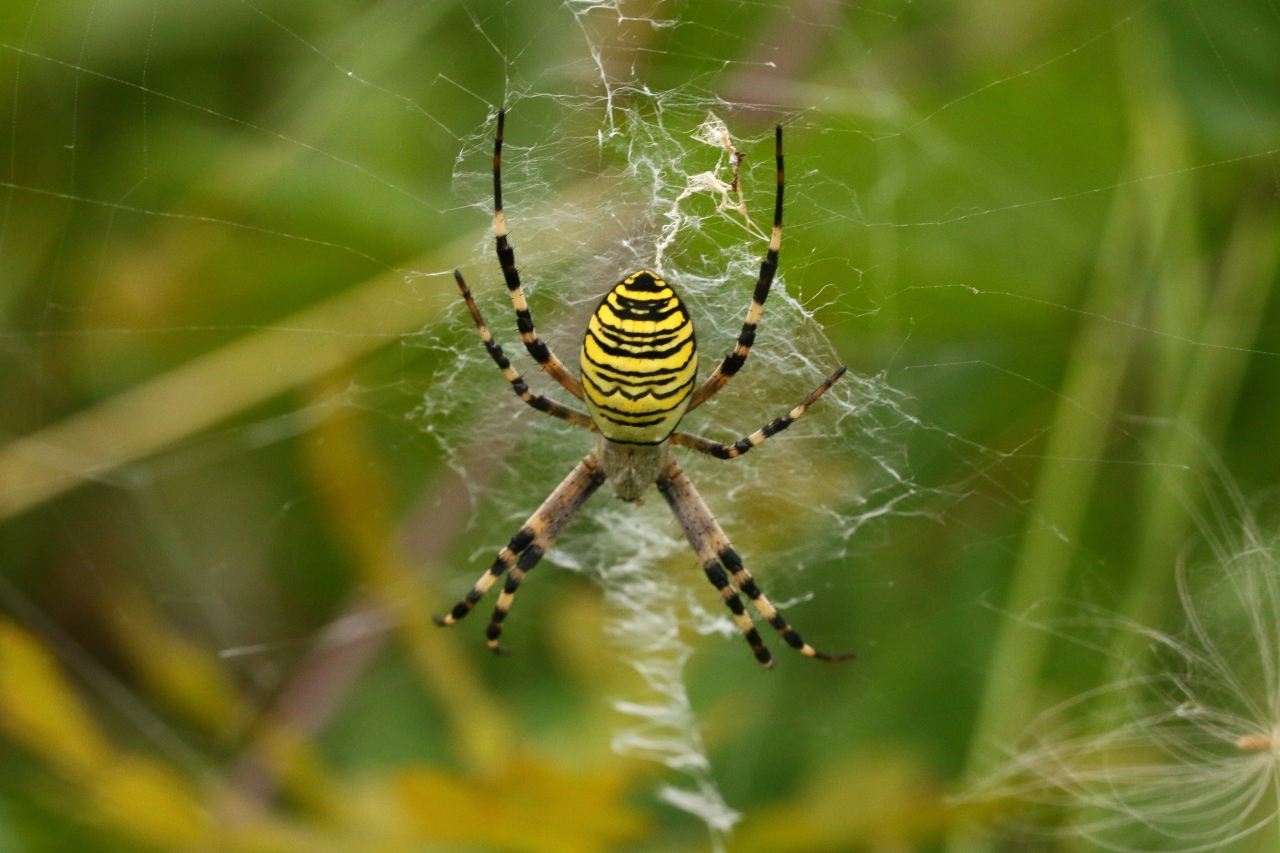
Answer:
[687, 124, 785, 412]
[433, 450, 605, 654]
[492, 110, 585, 401]
[670, 366, 845, 459]
[657, 459, 853, 664]
[455, 271, 596, 431]
[656, 460, 772, 667]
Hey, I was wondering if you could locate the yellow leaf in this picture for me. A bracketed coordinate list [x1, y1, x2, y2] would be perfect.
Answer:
[0, 619, 112, 779]
[107, 588, 246, 737]
[394, 756, 647, 853]
[254, 720, 341, 818]
[728, 751, 956, 853]
[92, 754, 211, 848]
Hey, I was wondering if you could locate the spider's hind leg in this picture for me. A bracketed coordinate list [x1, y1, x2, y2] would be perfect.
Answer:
[717, 545, 854, 662]
[655, 459, 852, 666]
[434, 449, 606, 653]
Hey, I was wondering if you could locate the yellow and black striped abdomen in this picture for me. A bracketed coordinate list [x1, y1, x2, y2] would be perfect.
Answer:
[581, 271, 697, 444]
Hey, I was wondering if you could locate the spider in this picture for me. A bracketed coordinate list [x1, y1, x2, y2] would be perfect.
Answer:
[434, 111, 851, 667]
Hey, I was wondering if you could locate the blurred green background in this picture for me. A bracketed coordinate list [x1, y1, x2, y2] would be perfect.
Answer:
[1, 0, 1278, 851]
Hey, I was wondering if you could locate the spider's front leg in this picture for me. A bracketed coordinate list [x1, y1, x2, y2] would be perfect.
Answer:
[687, 124, 786, 412]
[434, 449, 606, 652]
[454, 270, 596, 431]
[656, 459, 853, 667]
[491, 109, 585, 400]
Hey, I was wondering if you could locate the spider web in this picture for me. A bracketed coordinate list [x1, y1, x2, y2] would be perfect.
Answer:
[1, 0, 1278, 851]
[0, 1, 940, 843]
[414, 87, 925, 847]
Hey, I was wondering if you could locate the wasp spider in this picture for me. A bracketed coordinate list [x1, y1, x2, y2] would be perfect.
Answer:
[434, 111, 851, 667]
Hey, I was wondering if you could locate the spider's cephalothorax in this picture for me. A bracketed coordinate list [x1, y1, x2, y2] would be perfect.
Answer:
[435, 111, 852, 668]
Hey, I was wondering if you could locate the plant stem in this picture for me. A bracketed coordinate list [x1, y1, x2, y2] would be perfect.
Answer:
[945, 14, 1196, 852]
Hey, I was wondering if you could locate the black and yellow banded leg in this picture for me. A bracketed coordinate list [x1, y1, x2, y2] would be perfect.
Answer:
[688, 124, 786, 412]
[702, 558, 773, 666]
[670, 366, 846, 460]
[656, 459, 852, 665]
[482, 454, 606, 652]
[454, 270, 596, 432]
[433, 527, 529, 626]
[434, 450, 606, 652]
[717, 543, 853, 662]
[656, 463, 773, 666]
[492, 110, 585, 401]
